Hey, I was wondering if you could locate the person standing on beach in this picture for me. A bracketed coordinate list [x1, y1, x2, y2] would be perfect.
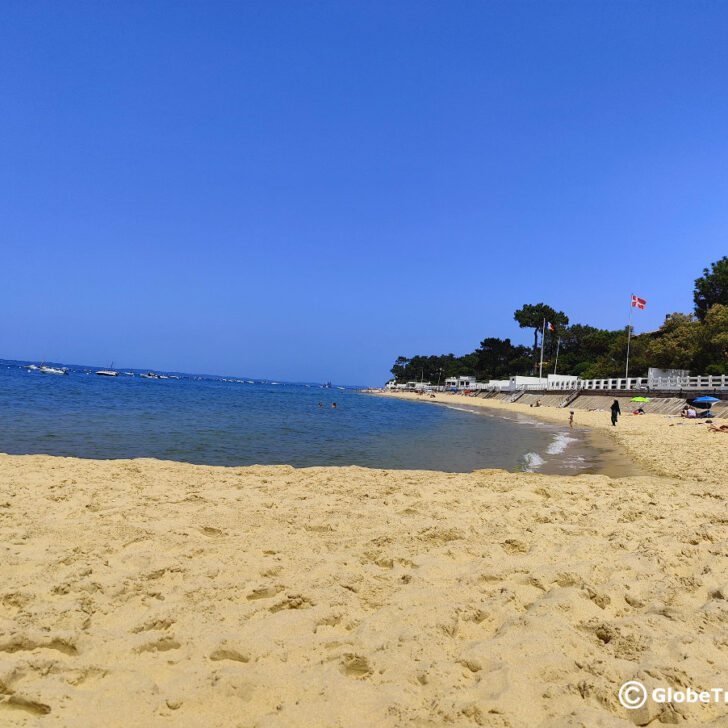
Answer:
[569, 410, 574, 428]
[610, 399, 621, 426]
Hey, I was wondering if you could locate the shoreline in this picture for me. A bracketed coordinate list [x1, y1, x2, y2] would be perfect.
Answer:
[373, 392, 648, 479]
[370, 391, 724, 483]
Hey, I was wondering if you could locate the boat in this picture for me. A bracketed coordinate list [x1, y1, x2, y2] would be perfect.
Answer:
[96, 362, 118, 376]
[140, 372, 157, 379]
[321, 381, 332, 389]
[39, 365, 68, 376]
[123, 372, 135, 376]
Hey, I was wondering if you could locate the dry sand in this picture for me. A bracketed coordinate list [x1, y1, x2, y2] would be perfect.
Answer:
[2, 400, 728, 726]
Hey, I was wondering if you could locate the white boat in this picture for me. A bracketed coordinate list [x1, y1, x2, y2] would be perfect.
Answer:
[123, 372, 135, 376]
[140, 372, 157, 379]
[39, 365, 68, 376]
[96, 362, 118, 376]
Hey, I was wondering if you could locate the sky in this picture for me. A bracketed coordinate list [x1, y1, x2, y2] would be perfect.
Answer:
[2, 1, 727, 384]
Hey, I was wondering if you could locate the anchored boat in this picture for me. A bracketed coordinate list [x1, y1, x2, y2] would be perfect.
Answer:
[39, 365, 68, 376]
[96, 362, 118, 376]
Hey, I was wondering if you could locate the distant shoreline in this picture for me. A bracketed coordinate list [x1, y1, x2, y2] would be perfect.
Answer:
[368, 391, 646, 478]
[368, 390, 724, 483]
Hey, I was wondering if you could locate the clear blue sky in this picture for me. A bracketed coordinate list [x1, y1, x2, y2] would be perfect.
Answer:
[2, 1, 727, 384]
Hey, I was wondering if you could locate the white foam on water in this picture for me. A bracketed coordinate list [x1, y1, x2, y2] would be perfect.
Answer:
[546, 432, 578, 455]
[521, 451, 545, 472]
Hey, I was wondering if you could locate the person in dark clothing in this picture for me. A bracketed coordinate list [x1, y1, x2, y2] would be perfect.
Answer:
[610, 399, 621, 426]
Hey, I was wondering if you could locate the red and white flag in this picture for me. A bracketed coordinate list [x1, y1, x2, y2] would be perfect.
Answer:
[546, 321, 555, 331]
[631, 295, 646, 310]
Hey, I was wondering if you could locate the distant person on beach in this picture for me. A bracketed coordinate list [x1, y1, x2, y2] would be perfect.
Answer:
[535, 399, 542, 407]
[569, 410, 574, 428]
[610, 399, 621, 426]
[708, 423, 728, 433]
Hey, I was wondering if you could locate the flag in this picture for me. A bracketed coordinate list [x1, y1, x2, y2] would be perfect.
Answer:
[631, 295, 646, 310]
[546, 322, 555, 331]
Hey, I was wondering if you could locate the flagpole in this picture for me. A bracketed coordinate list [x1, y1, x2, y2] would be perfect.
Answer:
[553, 337, 560, 375]
[539, 319, 546, 381]
[625, 295, 633, 380]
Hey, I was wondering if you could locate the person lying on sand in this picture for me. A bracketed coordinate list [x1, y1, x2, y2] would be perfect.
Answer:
[707, 423, 728, 433]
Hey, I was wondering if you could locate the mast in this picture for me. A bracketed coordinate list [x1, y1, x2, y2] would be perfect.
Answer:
[538, 319, 546, 380]
[625, 296, 633, 380]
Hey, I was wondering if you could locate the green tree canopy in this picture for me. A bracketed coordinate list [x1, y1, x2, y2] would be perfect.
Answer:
[694, 256, 728, 320]
[513, 303, 569, 370]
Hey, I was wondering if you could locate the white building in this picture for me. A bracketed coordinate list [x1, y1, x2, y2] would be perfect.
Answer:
[444, 375, 478, 390]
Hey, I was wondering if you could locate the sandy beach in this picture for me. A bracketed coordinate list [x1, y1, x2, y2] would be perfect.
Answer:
[2, 406, 728, 727]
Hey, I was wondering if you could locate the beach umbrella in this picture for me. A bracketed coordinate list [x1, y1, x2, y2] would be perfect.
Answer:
[689, 395, 719, 410]
[630, 396, 649, 402]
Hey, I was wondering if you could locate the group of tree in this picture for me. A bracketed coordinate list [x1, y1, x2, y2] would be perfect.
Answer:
[390, 256, 728, 383]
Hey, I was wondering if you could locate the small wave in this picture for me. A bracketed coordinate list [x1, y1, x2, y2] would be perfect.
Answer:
[546, 433, 578, 455]
[442, 405, 478, 414]
[521, 452, 545, 472]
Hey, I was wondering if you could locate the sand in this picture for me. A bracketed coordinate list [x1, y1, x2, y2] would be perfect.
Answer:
[2, 401, 728, 726]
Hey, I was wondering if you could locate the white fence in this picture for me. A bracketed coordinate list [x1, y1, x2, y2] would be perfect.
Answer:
[488, 375, 728, 392]
[394, 374, 728, 393]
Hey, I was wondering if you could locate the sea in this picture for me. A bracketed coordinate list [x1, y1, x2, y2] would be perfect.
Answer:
[0, 360, 595, 474]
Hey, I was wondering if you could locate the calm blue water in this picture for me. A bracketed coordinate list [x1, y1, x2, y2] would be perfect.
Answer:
[0, 362, 583, 472]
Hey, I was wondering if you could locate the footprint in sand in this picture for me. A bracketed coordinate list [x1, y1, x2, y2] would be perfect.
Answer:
[2, 695, 52, 716]
[209, 639, 251, 663]
[246, 584, 283, 601]
[340, 653, 372, 678]
[133, 635, 181, 653]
